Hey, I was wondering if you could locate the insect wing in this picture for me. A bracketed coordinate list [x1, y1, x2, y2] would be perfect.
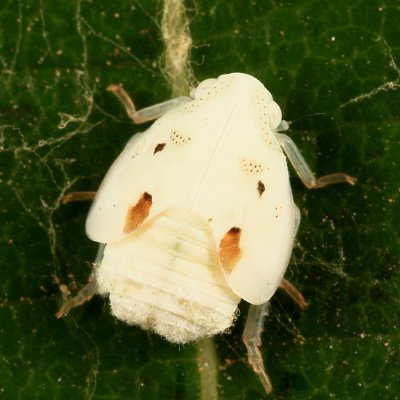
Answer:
[184, 76, 298, 304]
[86, 73, 298, 305]
[85, 81, 238, 244]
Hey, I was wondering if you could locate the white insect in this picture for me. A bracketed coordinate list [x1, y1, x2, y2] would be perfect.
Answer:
[58, 73, 354, 393]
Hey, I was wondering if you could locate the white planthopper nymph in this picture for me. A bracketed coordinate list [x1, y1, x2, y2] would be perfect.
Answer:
[57, 73, 355, 393]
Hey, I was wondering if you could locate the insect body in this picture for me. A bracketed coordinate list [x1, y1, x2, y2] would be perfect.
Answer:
[58, 73, 354, 393]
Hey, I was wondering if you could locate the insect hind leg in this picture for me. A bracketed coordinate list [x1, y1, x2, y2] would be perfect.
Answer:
[242, 302, 273, 394]
[56, 274, 97, 318]
[56, 245, 105, 318]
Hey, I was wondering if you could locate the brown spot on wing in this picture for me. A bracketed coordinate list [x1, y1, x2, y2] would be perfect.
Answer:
[124, 192, 152, 233]
[257, 180, 265, 197]
[153, 143, 166, 154]
[219, 227, 242, 272]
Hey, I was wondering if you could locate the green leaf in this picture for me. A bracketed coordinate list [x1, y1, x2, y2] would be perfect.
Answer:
[0, 0, 399, 399]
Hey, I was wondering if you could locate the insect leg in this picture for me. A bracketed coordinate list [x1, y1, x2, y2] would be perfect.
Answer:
[56, 244, 105, 318]
[242, 302, 273, 394]
[276, 119, 289, 132]
[107, 84, 191, 124]
[55, 274, 97, 318]
[277, 133, 356, 188]
[62, 191, 96, 204]
[279, 278, 308, 310]
[294, 204, 301, 236]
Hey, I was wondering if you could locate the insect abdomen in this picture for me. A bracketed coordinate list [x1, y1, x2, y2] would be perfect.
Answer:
[96, 209, 240, 343]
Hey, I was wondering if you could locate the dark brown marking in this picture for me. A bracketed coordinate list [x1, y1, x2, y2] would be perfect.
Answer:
[257, 180, 265, 197]
[219, 227, 242, 272]
[153, 143, 166, 154]
[123, 192, 153, 233]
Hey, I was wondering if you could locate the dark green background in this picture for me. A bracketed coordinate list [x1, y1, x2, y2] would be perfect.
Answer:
[0, 1, 399, 399]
